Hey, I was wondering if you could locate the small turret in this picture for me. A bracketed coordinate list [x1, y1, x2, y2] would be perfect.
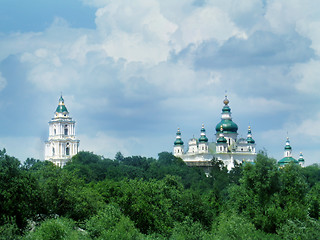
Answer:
[217, 126, 227, 143]
[284, 137, 292, 157]
[174, 128, 184, 146]
[298, 152, 305, 167]
[198, 124, 209, 153]
[199, 124, 208, 142]
[173, 128, 184, 156]
[246, 126, 255, 144]
[216, 126, 228, 153]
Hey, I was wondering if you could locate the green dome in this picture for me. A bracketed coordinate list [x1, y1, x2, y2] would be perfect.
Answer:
[174, 138, 184, 145]
[217, 136, 227, 143]
[199, 135, 208, 142]
[174, 129, 184, 146]
[199, 125, 208, 142]
[216, 119, 238, 133]
[222, 105, 231, 113]
[284, 145, 292, 150]
[247, 137, 255, 144]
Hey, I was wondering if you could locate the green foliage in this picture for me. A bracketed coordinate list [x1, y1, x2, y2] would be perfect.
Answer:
[228, 154, 311, 234]
[0, 149, 318, 239]
[278, 163, 308, 221]
[277, 217, 320, 240]
[212, 212, 277, 240]
[94, 177, 177, 235]
[0, 217, 20, 240]
[26, 161, 105, 222]
[0, 149, 38, 229]
[94, 175, 213, 236]
[307, 182, 320, 219]
[170, 217, 207, 240]
[85, 205, 142, 240]
[301, 164, 320, 188]
[24, 217, 87, 240]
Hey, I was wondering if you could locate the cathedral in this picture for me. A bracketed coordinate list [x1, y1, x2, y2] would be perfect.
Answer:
[173, 95, 256, 171]
[44, 96, 80, 167]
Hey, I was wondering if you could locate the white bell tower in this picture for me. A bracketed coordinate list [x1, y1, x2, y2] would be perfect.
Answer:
[45, 96, 80, 167]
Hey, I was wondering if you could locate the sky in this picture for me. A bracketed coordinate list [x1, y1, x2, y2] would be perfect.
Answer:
[0, 0, 320, 165]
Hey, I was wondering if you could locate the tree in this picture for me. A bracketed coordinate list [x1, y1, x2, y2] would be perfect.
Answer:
[85, 205, 142, 240]
[114, 151, 124, 162]
[278, 163, 308, 222]
[0, 149, 38, 230]
[211, 212, 277, 240]
[24, 217, 87, 240]
[307, 182, 320, 219]
[170, 217, 206, 240]
[277, 217, 320, 240]
[227, 153, 281, 233]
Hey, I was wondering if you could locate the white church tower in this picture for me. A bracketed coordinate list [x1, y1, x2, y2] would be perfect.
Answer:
[45, 96, 80, 167]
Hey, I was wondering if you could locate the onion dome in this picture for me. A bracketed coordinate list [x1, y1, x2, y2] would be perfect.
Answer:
[217, 126, 227, 143]
[246, 126, 255, 144]
[174, 128, 184, 146]
[298, 152, 305, 163]
[215, 95, 238, 133]
[56, 95, 68, 113]
[284, 137, 292, 150]
[199, 124, 208, 142]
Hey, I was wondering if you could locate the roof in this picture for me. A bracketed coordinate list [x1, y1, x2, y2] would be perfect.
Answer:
[56, 96, 68, 113]
[278, 156, 299, 164]
[215, 119, 238, 133]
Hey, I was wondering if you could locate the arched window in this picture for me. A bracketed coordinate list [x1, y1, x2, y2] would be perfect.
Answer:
[64, 125, 68, 135]
[54, 129, 56, 135]
[66, 143, 70, 156]
[66, 147, 70, 156]
[52, 147, 55, 156]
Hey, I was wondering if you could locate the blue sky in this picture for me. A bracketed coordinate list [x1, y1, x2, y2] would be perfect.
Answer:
[0, 0, 320, 165]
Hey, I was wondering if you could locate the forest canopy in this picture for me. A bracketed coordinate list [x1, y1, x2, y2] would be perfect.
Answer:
[1, 149, 320, 239]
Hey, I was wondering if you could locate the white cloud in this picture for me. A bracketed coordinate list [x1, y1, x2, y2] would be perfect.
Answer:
[174, 6, 246, 50]
[95, 0, 177, 63]
[296, 20, 320, 55]
[287, 112, 320, 140]
[292, 59, 320, 94]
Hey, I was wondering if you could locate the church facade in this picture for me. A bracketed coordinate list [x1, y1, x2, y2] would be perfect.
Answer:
[44, 96, 80, 167]
[173, 96, 257, 171]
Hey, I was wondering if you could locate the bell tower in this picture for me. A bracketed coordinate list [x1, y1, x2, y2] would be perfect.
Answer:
[45, 96, 80, 167]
